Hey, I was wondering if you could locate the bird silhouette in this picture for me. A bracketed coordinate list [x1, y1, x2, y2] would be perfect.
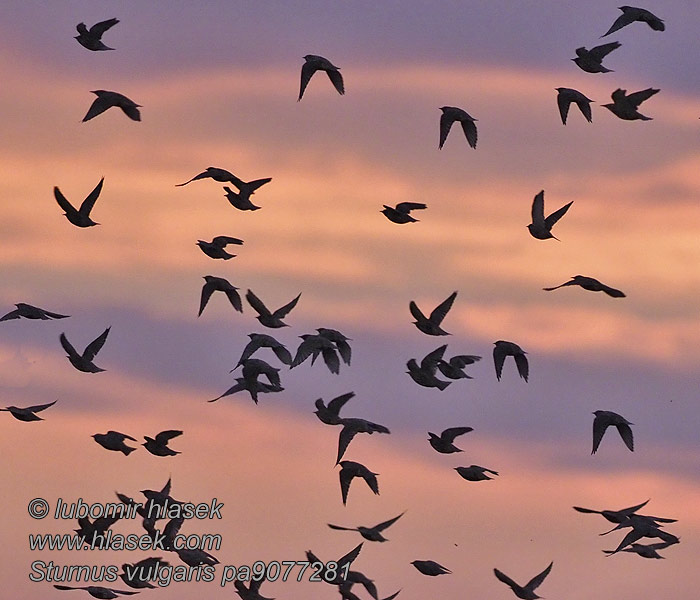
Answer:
[455, 465, 499, 481]
[305, 543, 363, 585]
[314, 392, 355, 425]
[439, 106, 477, 149]
[601, 6, 664, 37]
[53, 585, 138, 599]
[573, 499, 651, 523]
[54, 177, 104, 227]
[299, 55, 344, 101]
[493, 562, 553, 599]
[338, 461, 379, 505]
[336, 418, 390, 464]
[60, 328, 110, 373]
[246, 290, 301, 328]
[493, 341, 528, 382]
[92, 431, 138, 455]
[556, 88, 593, 125]
[410, 291, 457, 335]
[592, 410, 634, 454]
[143, 430, 183, 456]
[1, 302, 69, 321]
[381, 202, 427, 224]
[410, 560, 451, 576]
[572, 42, 620, 73]
[407, 345, 452, 390]
[437, 352, 481, 379]
[527, 190, 573, 240]
[236, 333, 292, 367]
[428, 427, 473, 453]
[199, 276, 243, 316]
[328, 512, 404, 542]
[603, 88, 659, 121]
[1, 400, 57, 422]
[75, 18, 119, 51]
[197, 236, 243, 260]
[543, 275, 625, 297]
[82, 91, 141, 122]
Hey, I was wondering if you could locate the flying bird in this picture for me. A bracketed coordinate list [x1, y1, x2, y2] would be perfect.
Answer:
[119, 557, 170, 589]
[82, 91, 141, 122]
[176, 548, 219, 567]
[572, 42, 621, 73]
[410, 291, 457, 336]
[437, 353, 481, 379]
[328, 512, 404, 542]
[428, 427, 473, 453]
[305, 543, 363, 585]
[573, 499, 651, 524]
[199, 276, 243, 316]
[299, 55, 344, 101]
[177, 168, 271, 193]
[236, 333, 293, 367]
[338, 460, 379, 505]
[406, 345, 452, 391]
[53, 586, 138, 599]
[493, 341, 528, 382]
[493, 562, 553, 599]
[143, 430, 183, 456]
[603, 540, 678, 559]
[527, 190, 573, 240]
[196, 236, 243, 260]
[314, 392, 355, 425]
[455, 465, 499, 481]
[592, 410, 634, 454]
[54, 177, 104, 227]
[246, 290, 301, 328]
[223, 187, 262, 211]
[381, 202, 427, 224]
[210, 376, 283, 404]
[92, 431, 138, 455]
[410, 560, 451, 576]
[1, 400, 57, 422]
[336, 418, 390, 464]
[317, 328, 352, 366]
[556, 88, 593, 125]
[1, 303, 69, 321]
[291, 334, 342, 374]
[543, 275, 625, 297]
[439, 106, 477, 149]
[60, 328, 110, 373]
[602, 6, 664, 37]
[75, 18, 119, 51]
[603, 88, 659, 121]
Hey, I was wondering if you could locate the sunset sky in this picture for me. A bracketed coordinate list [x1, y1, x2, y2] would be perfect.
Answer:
[1, 1, 699, 599]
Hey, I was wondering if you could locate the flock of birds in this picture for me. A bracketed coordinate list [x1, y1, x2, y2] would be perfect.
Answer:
[1, 5, 686, 600]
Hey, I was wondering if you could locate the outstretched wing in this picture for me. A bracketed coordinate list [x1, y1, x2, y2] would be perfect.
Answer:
[24, 400, 58, 413]
[514, 353, 529, 382]
[299, 61, 318, 101]
[326, 69, 345, 95]
[59, 333, 80, 359]
[493, 568, 518, 590]
[592, 416, 608, 454]
[82, 96, 113, 122]
[442, 426, 473, 443]
[493, 345, 506, 381]
[374, 511, 404, 532]
[531, 190, 545, 225]
[54, 187, 78, 217]
[556, 93, 571, 125]
[83, 327, 110, 361]
[428, 291, 457, 325]
[79, 177, 104, 217]
[525, 561, 553, 591]
[438, 112, 455, 149]
[272, 293, 301, 319]
[626, 88, 659, 109]
[327, 392, 355, 416]
[545, 200, 573, 228]
[337, 425, 359, 464]
[460, 119, 477, 149]
[89, 18, 120, 36]
[588, 42, 621, 61]
[154, 430, 183, 444]
[616, 423, 634, 452]
[246, 289, 271, 318]
[601, 13, 634, 37]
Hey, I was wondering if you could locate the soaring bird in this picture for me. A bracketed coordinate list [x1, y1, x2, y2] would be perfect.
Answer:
[572, 42, 621, 73]
[439, 106, 477, 149]
[381, 202, 427, 224]
[236, 333, 292, 367]
[573, 499, 651, 524]
[603, 88, 659, 121]
[455, 465, 499, 481]
[53, 586, 138, 599]
[410, 291, 457, 336]
[196, 236, 243, 260]
[143, 430, 183, 456]
[410, 560, 451, 576]
[82, 91, 141, 122]
[406, 345, 452, 391]
[592, 410, 634, 454]
[314, 392, 355, 425]
[1, 303, 69, 321]
[1, 400, 57, 422]
[336, 418, 390, 464]
[493, 562, 553, 599]
[328, 512, 404, 542]
[199, 276, 243, 316]
[246, 290, 301, 328]
[556, 88, 593, 125]
[92, 431, 138, 455]
[493, 341, 528, 382]
[428, 427, 473, 453]
[338, 461, 379, 505]
[60, 328, 110, 373]
[54, 177, 104, 227]
[602, 6, 664, 37]
[75, 18, 120, 51]
[299, 55, 344, 101]
[543, 275, 625, 297]
[527, 190, 573, 240]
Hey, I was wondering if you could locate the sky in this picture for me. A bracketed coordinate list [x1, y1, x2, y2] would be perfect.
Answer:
[0, 1, 699, 598]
